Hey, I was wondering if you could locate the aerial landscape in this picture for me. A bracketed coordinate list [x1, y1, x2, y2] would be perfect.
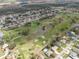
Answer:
[0, 0, 79, 59]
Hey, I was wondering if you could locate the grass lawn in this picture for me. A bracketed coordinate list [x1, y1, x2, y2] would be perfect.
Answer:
[56, 47, 62, 53]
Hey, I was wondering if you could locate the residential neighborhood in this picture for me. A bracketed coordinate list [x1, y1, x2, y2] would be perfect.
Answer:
[0, 0, 79, 59]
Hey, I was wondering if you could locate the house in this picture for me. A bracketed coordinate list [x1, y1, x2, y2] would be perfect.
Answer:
[69, 51, 79, 59]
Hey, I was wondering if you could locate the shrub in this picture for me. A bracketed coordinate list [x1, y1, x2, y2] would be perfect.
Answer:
[18, 27, 30, 36]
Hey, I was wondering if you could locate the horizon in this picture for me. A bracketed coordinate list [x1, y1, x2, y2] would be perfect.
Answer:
[0, 0, 79, 4]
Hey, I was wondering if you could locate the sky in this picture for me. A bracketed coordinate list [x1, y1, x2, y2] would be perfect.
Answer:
[0, 0, 16, 3]
[0, 0, 79, 3]
[13, 0, 79, 3]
